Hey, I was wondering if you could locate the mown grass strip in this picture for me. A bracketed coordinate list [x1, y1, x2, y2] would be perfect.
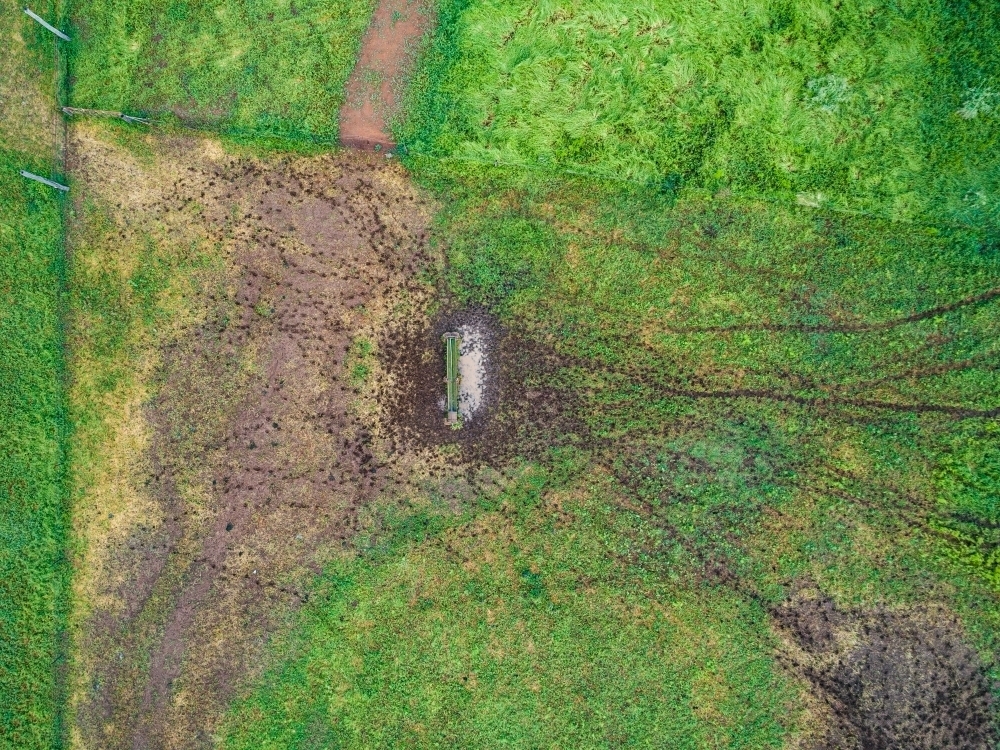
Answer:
[0, 146, 69, 750]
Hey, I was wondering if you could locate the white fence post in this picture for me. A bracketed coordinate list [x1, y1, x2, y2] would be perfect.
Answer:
[20, 171, 69, 191]
[23, 7, 70, 41]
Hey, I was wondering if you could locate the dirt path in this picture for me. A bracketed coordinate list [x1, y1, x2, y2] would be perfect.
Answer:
[339, 0, 431, 152]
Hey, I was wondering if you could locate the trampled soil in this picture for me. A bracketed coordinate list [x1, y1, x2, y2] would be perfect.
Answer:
[66, 127, 442, 748]
[339, 0, 432, 151]
[370, 305, 590, 467]
[773, 586, 998, 749]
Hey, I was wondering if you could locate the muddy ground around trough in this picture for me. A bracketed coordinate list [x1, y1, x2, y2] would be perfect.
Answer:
[366, 304, 590, 467]
[65, 126, 455, 748]
[65, 122, 586, 749]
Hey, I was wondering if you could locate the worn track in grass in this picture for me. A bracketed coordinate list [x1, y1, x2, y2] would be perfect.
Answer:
[339, 0, 431, 151]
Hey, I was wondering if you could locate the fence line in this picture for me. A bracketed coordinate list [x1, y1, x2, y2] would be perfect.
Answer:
[61, 107, 151, 125]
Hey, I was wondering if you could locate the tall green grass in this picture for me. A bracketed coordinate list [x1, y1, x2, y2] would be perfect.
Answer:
[399, 0, 1000, 228]
[66, 0, 376, 144]
[0, 147, 69, 750]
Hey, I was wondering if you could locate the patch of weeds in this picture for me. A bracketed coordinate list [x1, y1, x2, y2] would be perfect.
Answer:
[958, 85, 1000, 120]
[347, 337, 374, 385]
[804, 75, 850, 114]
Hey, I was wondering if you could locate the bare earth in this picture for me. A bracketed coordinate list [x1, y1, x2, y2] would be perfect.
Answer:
[339, 0, 431, 152]
[66, 126, 438, 748]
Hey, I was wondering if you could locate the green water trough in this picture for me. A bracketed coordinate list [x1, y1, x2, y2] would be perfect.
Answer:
[443, 332, 461, 426]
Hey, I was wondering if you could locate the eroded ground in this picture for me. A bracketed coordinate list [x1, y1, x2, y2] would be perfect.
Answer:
[65, 124, 447, 748]
[339, 0, 432, 150]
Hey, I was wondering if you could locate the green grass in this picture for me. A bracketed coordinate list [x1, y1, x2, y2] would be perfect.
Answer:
[410, 157, 1000, 674]
[0, 0, 65, 160]
[399, 0, 1000, 228]
[0, 147, 69, 749]
[66, 0, 377, 145]
[222, 468, 798, 749]
[214, 1, 1000, 741]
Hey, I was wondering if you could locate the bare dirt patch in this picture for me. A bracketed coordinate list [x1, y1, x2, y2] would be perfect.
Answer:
[773, 585, 997, 750]
[369, 304, 589, 468]
[66, 125, 442, 748]
[339, 0, 432, 151]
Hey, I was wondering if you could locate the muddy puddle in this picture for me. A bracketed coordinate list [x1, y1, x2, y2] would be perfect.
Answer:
[773, 585, 996, 749]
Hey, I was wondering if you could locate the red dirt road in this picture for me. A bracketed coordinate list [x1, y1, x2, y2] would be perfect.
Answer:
[340, 0, 431, 152]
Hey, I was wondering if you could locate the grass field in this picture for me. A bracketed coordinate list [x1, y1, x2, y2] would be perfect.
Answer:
[400, 0, 1000, 228]
[420, 155, 1000, 624]
[217, 1, 1000, 741]
[0, 147, 69, 749]
[66, 0, 376, 144]
[222, 466, 798, 749]
[219, 158, 1000, 744]
[0, 2, 71, 746]
[5, 0, 1000, 744]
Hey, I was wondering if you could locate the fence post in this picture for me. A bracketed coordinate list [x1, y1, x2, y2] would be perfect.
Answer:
[23, 8, 70, 40]
[19, 171, 69, 192]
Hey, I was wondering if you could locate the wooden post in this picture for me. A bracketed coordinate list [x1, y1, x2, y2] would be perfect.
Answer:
[20, 171, 69, 192]
[23, 8, 70, 41]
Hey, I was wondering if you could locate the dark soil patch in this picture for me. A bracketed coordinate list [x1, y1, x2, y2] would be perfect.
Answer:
[377, 306, 588, 467]
[774, 589, 997, 750]
[381, 307, 502, 445]
[340, 0, 432, 151]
